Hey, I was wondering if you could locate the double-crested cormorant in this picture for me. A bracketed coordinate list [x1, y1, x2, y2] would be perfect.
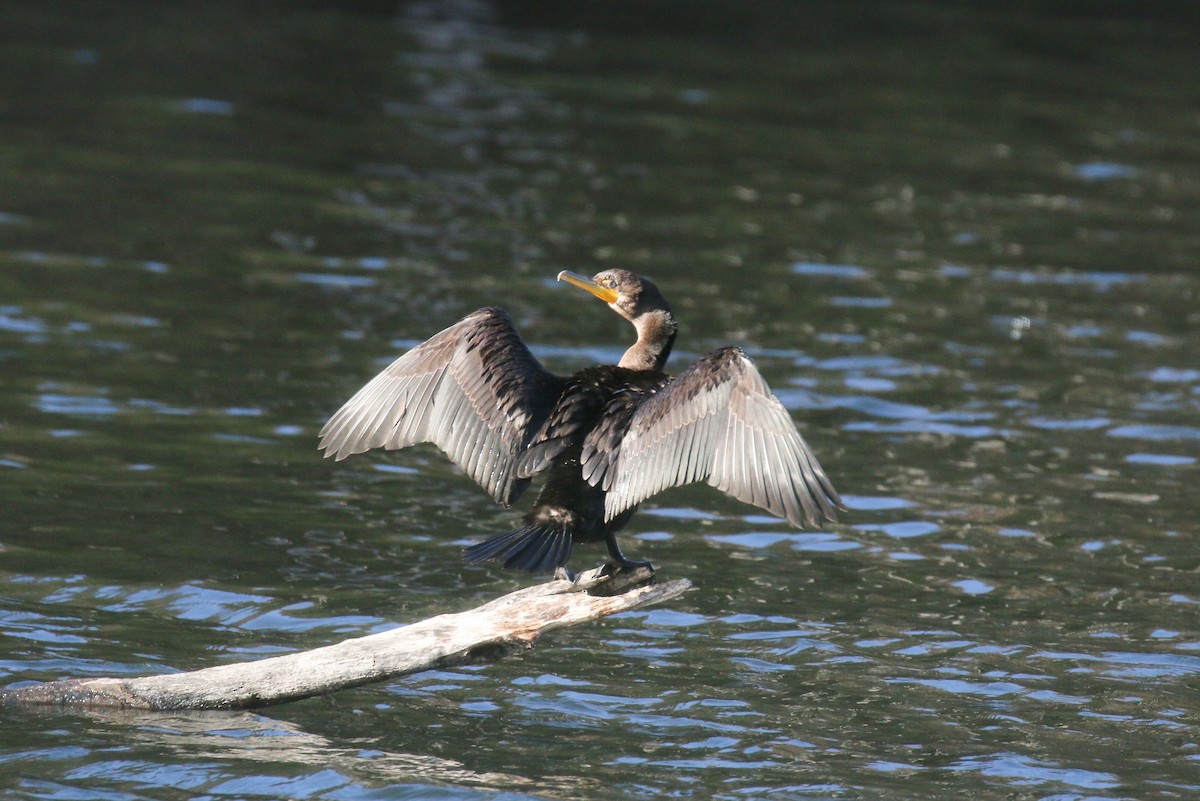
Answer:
[319, 269, 844, 573]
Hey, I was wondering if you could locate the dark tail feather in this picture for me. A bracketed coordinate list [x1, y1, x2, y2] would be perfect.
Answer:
[463, 525, 572, 573]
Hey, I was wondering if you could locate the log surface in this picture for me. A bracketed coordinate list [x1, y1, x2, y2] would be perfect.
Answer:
[2, 567, 690, 710]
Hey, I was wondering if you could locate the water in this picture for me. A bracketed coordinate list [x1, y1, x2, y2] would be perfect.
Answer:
[2, 1, 1199, 798]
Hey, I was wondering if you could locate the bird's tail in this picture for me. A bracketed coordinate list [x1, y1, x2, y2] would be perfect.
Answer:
[463, 524, 573, 573]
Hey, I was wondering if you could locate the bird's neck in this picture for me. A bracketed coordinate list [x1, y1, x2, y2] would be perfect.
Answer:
[618, 310, 677, 372]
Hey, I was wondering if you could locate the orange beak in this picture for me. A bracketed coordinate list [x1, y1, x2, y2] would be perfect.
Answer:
[557, 270, 619, 303]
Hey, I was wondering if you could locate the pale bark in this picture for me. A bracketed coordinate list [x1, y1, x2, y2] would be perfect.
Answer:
[1, 567, 689, 710]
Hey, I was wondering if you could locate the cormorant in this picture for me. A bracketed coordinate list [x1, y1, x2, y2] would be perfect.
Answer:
[318, 269, 844, 573]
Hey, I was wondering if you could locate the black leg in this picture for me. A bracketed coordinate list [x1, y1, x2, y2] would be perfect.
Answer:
[602, 530, 654, 573]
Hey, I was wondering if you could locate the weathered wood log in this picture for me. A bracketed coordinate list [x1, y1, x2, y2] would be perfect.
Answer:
[1, 567, 690, 710]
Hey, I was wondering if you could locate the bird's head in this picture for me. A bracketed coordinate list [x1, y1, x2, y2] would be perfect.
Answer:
[557, 269, 677, 371]
[557, 268, 672, 324]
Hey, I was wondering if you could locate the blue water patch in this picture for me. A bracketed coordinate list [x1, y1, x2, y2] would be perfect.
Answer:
[95, 582, 271, 625]
[829, 296, 892, 308]
[516, 690, 619, 719]
[209, 770, 351, 797]
[294, 273, 378, 288]
[1025, 416, 1111, 430]
[938, 264, 974, 277]
[636, 531, 674, 541]
[731, 657, 794, 673]
[172, 97, 235, 115]
[643, 507, 721, 521]
[127, 398, 195, 415]
[1024, 689, 1090, 705]
[719, 614, 796, 626]
[857, 638, 902, 648]
[558, 690, 663, 710]
[36, 393, 120, 416]
[5, 625, 88, 645]
[1063, 323, 1104, 339]
[709, 532, 792, 548]
[740, 514, 782, 525]
[1126, 329, 1171, 346]
[844, 419, 1000, 437]
[211, 432, 274, 444]
[831, 395, 987, 422]
[638, 755, 781, 769]
[237, 605, 385, 634]
[633, 609, 711, 628]
[109, 313, 162, 328]
[989, 268, 1144, 290]
[816, 354, 922, 375]
[844, 376, 897, 392]
[953, 579, 995, 595]
[1031, 649, 1200, 678]
[709, 532, 860, 552]
[1074, 161, 1140, 180]
[679, 735, 741, 750]
[791, 262, 869, 279]
[1108, 424, 1200, 441]
[799, 537, 861, 553]
[512, 674, 592, 688]
[1125, 453, 1195, 466]
[855, 521, 940, 539]
[0, 307, 47, 334]
[949, 752, 1120, 789]
[1144, 367, 1200, 383]
[816, 332, 867, 344]
[888, 677, 1024, 697]
[841, 495, 912, 511]
[867, 760, 926, 773]
[727, 628, 827, 643]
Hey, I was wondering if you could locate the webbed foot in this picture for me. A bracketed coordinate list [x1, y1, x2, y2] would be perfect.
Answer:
[600, 557, 655, 578]
[601, 531, 654, 577]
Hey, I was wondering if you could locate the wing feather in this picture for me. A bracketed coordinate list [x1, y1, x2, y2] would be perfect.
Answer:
[318, 307, 561, 506]
[589, 346, 844, 527]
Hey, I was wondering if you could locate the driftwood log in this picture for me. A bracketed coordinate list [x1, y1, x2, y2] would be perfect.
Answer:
[2, 567, 690, 710]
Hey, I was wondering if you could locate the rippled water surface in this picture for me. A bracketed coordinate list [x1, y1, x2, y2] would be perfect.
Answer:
[3, 2, 1199, 799]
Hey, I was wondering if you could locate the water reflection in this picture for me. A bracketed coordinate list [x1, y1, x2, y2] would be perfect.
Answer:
[4, 707, 543, 799]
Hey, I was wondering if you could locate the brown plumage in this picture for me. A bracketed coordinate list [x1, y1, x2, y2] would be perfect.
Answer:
[319, 269, 844, 573]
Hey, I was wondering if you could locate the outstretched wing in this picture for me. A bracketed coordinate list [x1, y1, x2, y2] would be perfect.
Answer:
[318, 307, 562, 507]
[581, 346, 844, 527]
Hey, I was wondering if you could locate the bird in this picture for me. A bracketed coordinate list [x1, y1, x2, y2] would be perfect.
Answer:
[318, 269, 844, 574]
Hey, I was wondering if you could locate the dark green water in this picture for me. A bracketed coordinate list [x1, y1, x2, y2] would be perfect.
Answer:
[3, 2, 1199, 798]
